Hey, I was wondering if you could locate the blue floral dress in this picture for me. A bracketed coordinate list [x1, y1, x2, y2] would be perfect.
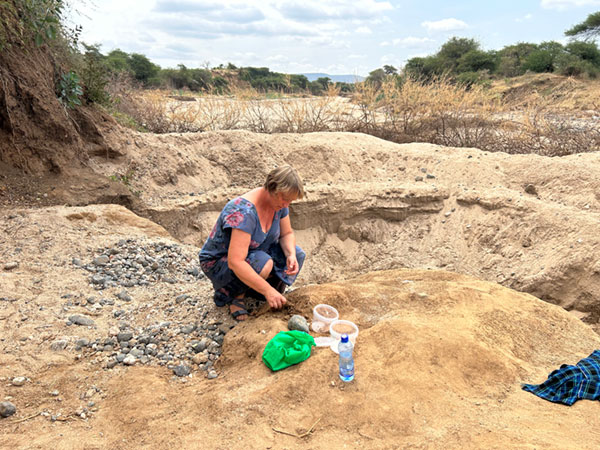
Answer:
[199, 197, 305, 306]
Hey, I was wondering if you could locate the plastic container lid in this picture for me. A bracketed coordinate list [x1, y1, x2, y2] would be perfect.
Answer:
[329, 320, 359, 354]
[314, 336, 335, 347]
[311, 304, 339, 333]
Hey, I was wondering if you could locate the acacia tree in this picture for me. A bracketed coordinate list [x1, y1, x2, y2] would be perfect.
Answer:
[565, 11, 600, 40]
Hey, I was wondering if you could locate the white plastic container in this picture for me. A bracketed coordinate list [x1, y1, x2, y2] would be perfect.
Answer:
[311, 304, 339, 333]
[329, 319, 359, 354]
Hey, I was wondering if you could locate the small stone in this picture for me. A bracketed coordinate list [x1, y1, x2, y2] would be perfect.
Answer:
[68, 315, 95, 326]
[123, 355, 137, 366]
[130, 348, 144, 358]
[173, 365, 191, 377]
[175, 294, 189, 304]
[524, 184, 538, 195]
[72, 258, 83, 266]
[117, 332, 133, 342]
[11, 377, 26, 386]
[415, 176, 423, 182]
[179, 324, 196, 334]
[288, 315, 309, 333]
[49, 390, 60, 396]
[3, 262, 19, 271]
[426, 174, 436, 179]
[91, 275, 106, 285]
[207, 370, 218, 380]
[116, 290, 132, 302]
[93, 256, 110, 266]
[75, 338, 90, 349]
[0, 401, 16, 418]
[207, 342, 221, 355]
[50, 339, 68, 351]
[192, 352, 209, 365]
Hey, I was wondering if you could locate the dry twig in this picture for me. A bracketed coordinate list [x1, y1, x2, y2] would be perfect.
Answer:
[272, 417, 321, 438]
[7, 411, 41, 424]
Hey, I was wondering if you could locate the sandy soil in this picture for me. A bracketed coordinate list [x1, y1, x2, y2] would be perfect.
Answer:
[2, 127, 600, 448]
[1, 202, 600, 448]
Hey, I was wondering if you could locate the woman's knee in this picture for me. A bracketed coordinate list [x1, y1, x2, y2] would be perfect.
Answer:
[296, 246, 306, 267]
[259, 258, 273, 279]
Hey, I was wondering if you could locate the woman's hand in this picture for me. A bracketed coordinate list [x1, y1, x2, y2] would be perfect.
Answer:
[285, 255, 299, 276]
[265, 287, 287, 309]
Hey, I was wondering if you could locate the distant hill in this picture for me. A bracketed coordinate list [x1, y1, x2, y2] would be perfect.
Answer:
[298, 73, 365, 83]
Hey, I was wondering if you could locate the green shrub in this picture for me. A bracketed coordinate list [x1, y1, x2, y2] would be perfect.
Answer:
[79, 43, 110, 105]
[57, 70, 83, 108]
[565, 41, 600, 67]
[523, 50, 555, 73]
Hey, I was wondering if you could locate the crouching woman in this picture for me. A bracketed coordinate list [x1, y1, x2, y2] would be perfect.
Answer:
[199, 165, 306, 321]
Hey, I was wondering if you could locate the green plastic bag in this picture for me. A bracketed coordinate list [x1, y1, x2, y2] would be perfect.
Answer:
[262, 330, 316, 371]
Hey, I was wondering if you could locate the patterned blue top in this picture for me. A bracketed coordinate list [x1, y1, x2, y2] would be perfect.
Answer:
[199, 196, 289, 270]
[522, 349, 600, 405]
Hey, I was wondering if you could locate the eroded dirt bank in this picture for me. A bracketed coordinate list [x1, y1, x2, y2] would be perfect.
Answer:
[79, 129, 600, 322]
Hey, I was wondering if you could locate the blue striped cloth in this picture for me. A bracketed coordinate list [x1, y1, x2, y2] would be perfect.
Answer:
[522, 350, 600, 406]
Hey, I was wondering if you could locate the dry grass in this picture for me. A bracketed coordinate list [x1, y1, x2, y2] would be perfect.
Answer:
[109, 74, 600, 156]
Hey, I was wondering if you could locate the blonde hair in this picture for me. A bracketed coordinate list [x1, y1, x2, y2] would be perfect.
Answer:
[264, 165, 304, 199]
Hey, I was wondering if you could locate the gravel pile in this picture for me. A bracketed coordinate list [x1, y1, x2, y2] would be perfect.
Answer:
[58, 238, 237, 379]
[74, 239, 204, 290]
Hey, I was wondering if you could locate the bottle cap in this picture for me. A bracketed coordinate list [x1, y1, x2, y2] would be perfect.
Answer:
[341, 334, 349, 343]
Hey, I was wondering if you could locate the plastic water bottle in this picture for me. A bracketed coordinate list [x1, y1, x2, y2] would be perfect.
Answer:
[338, 334, 354, 382]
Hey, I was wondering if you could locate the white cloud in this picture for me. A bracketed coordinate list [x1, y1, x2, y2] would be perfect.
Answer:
[266, 54, 289, 62]
[277, 0, 393, 22]
[348, 54, 366, 59]
[391, 37, 436, 47]
[356, 26, 372, 34]
[421, 18, 468, 32]
[541, 0, 600, 10]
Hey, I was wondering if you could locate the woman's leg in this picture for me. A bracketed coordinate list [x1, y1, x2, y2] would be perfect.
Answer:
[267, 243, 305, 287]
[229, 258, 273, 321]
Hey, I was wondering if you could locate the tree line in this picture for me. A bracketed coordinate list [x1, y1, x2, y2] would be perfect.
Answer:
[78, 47, 354, 102]
[368, 11, 600, 85]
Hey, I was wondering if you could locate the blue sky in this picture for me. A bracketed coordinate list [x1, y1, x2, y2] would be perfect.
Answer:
[70, 0, 600, 76]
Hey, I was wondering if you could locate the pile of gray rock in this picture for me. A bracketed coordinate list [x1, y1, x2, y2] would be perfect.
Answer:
[74, 239, 204, 290]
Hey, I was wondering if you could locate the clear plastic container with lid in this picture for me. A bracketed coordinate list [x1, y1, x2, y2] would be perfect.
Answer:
[311, 304, 339, 333]
[329, 319, 359, 354]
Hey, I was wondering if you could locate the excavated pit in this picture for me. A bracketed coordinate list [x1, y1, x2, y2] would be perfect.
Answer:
[80, 129, 600, 327]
